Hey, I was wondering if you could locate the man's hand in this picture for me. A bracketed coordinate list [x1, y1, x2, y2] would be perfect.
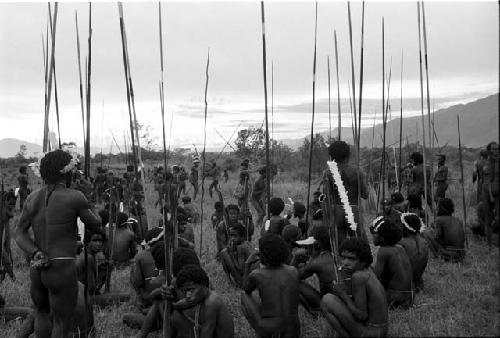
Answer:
[331, 283, 348, 300]
[245, 252, 260, 266]
[160, 284, 176, 300]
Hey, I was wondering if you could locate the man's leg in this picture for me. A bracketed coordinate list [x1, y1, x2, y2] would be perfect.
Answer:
[123, 312, 146, 329]
[30, 267, 51, 338]
[92, 293, 130, 308]
[321, 293, 366, 337]
[298, 282, 322, 313]
[43, 261, 78, 338]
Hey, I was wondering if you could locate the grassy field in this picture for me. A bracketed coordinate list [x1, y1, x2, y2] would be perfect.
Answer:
[0, 163, 499, 337]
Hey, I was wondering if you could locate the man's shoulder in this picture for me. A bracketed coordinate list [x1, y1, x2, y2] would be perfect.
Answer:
[352, 269, 370, 283]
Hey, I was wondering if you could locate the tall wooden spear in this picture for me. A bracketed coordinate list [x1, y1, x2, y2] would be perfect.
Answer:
[43, 3, 58, 153]
[356, 1, 365, 238]
[422, 2, 435, 217]
[398, 49, 403, 191]
[327, 56, 332, 142]
[334, 30, 341, 141]
[159, 3, 167, 176]
[75, 12, 86, 149]
[199, 49, 210, 258]
[271, 61, 274, 194]
[381, 17, 386, 200]
[48, 5, 61, 149]
[457, 115, 468, 248]
[347, 2, 357, 146]
[305, 1, 318, 229]
[84, 2, 92, 178]
[260, 1, 271, 216]
[417, 2, 429, 221]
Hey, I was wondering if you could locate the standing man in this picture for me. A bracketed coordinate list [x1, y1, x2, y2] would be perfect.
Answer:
[409, 152, 432, 207]
[15, 149, 104, 338]
[18, 165, 30, 210]
[251, 166, 267, 228]
[433, 154, 449, 203]
[473, 149, 488, 204]
[189, 156, 200, 200]
[207, 161, 220, 199]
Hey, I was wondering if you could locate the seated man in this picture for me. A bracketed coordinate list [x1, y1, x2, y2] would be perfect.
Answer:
[130, 227, 163, 310]
[377, 198, 402, 229]
[177, 212, 196, 250]
[432, 198, 466, 263]
[211, 201, 224, 229]
[293, 225, 337, 313]
[216, 204, 240, 254]
[399, 213, 429, 292]
[181, 195, 199, 224]
[281, 224, 304, 264]
[220, 223, 255, 288]
[264, 197, 289, 236]
[109, 212, 138, 264]
[241, 234, 300, 338]
[371, 218, 414, 309]
[321, 238, 388, 337]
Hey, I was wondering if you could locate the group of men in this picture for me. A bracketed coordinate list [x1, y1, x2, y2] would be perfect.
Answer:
[1, 138, 498, 337]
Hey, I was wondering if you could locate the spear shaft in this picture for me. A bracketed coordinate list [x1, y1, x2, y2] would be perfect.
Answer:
[334, 30, 341, 141]
[381, 17, 386, 200]
[399, 49, 403, 191]
[199, 49, 210, 258]
[48, 5, 61, 149]
[305, 2, 318, 229]
[85, 2, 92, 178]
[43, 3, 58, 153]
[347, 2, 357, 145]
[457, 115, 468, 248]
[75, 12, 86, 148]
[327, 56, 332, 142]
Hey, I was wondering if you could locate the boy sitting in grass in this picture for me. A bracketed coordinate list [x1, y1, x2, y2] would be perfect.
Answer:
[399, 213, 429, 292]
[241, 234, 300, 337]
[321, 237, 388, 337]
[220, 222, 255, 288]
[371, 217, 414, 309]
[431, 198, 466, 263]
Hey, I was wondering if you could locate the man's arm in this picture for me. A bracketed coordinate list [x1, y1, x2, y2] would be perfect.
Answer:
[215, 222, 228, 252]
[359, 170, 368, 200]
[215, 298, 235, 338]
[74, 191, 103, 235]
[373, 249, 386, 279]
[129, 236, 138, 260]
[15, 195, 38, 257]
[334, 272, 368, 321]
[243, 266, 258, 295]
[297, 260, 316, 281]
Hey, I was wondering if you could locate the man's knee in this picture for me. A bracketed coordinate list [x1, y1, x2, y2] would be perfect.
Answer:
[320, 293, 344, 314]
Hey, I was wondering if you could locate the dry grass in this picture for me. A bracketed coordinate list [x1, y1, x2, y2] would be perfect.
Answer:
[1, 164, 499, 337]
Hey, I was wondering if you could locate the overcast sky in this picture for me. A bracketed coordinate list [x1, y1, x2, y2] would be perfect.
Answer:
[0, 1, 497, 151]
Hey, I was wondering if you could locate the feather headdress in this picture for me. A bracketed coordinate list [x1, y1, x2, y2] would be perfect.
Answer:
[327, 160, 357, 231]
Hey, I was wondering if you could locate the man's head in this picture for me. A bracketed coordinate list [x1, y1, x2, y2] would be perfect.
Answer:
[479, 149, 488, 159]
[151, 242, 166, 270]
[407, 193, 422, 210]
[268, 197, 285, 216]
[40, 149, 74, 185]
[258, 234, 289, 267]
[226, 204, 240, 222]
[371, 218, 402, 246]
[293, 202, 306, 218]
[391, 192, 405, 204]
[311, 225, 332, 253]
[173, 248, 200, 276]
[381, 198, 393, 214]
[19, 165, 27, 174]
[410, 152, 423, 165]
[176, 264, 210, 298]
[229, 223, 246, 246]
[437, 154, 446, 165]
[437, 198, 454, 216]
[281, 225, 302, 244]
[181, 196, 191, 204]
[214, 201, 224, 212]
[98, 209, 109, 227]
[116, 212, 129, 228]
[328, 141, 350, 163]
[88, 233, 104, 254]
[339, 238, 373, 274]
[401, 213, 424, 236]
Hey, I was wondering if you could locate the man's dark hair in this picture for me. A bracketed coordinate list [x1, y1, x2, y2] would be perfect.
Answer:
[281, 225, 301, 243]
[339, 238, 373, 267]
[401, 213, 423, 236]
[145, 227, 163, 244]
[173, 248, 200, 276]
[259, 234, 289, 267]
[391, 192, 405, 204]
[407, 194, 422, 209]
[19, 166, 27, 174]
[98, 209, 109, 227]
[438, 198, 454, 216]
[151, 242, 166, 269]
[164, 172, 173, 181]
[226, 204, 240, 214]
[176, 264, 209, 288]
[376, 219, 403, 246]
[214, 201, 224, 211]
[229, 222, 246, 238]
[410, 152, 423, 164]
[268, 197, 285, 216]
[181, 196, 191, 203]
[40, 149, 73, 184]
[312, 225, 332, 251]
[438, 154, 446, 161]
[293, 202, 306, 217]
[116, 212, 129, 227]
[328, 141, 350, 162]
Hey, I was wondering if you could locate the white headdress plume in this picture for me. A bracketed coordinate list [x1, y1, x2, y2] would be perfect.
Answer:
[327, 160, 357, 231]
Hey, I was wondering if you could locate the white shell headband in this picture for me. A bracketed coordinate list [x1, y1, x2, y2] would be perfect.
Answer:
[400, 212, 426, 233]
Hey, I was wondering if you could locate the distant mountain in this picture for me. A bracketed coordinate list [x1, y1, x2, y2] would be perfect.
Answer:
[282, 93, 498, 149]
[0, 138, 42, 158]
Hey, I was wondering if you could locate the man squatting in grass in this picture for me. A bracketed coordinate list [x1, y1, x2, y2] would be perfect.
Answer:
[15, 149, 105, 337]
[291, 225, 337, 314]
[220, 222, 255, 288]
[325, 141, 369, 245]
[215, 204, 240, 255]
[371, 217, 414, 309]
[241, 233, 301, 338]
[321, 238, 388, 338]
[398, 213, 429, 292]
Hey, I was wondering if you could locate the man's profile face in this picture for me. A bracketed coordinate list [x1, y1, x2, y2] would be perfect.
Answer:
[179, 281, 202, 299]
[340, 250, 363, 275]
[228, 209, 239, 222]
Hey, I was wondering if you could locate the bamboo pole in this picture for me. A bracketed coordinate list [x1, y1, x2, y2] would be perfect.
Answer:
[305, 1, 318, 229]
[260, 1, 271, 219]
[199, 49, 210, 258]
[356, 1, 365, 239]
[457, 116, 468, 248]
[334, 30, 341, 141]
[417, 2, 429, 223]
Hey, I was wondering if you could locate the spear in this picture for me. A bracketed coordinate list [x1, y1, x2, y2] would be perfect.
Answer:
[215, 130, 237, 152]
[43, 2, 58, 153]
[48, 4, 61, 149]
[271, 61, 275, 194]
[356, 1, 365, 238]
[334, 30, 341, 140]
[260, 1, 271, 217]
[457, 115, 468, 248]
[417, 2, 429, 222]
[75, 11, 86, 148]
[215, 122, 242, 161]
[422, 2, 435, 218]
[84, 2, 92, 178]
[159, 3, 167, 174]
[347, 2, 357, 146]
[327, 56, 332, 142]
[381, 17, 386, 200]
[199, 49, 210, 258]
[398, 49, 403, 191]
